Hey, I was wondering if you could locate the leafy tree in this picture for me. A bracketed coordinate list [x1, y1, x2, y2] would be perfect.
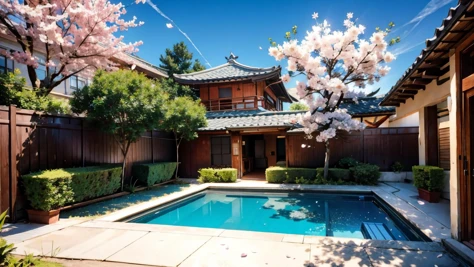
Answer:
[159, 42, 206, 77]
[160, 96, 207, 179]
[159, 78, 197, 99]
[0, 0, 144, 96]
[70, 70, 166, 190]
[0, 70, 70, 114]
[289, 102, 309, 111]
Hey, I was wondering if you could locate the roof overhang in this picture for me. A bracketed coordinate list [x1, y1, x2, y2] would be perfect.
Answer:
[174, 69, 281, 85]
[380, 0, 474, 107]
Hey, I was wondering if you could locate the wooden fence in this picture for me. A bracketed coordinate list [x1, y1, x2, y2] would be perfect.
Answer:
[0, 105, 175, 220]
[287, 127, 419, 170]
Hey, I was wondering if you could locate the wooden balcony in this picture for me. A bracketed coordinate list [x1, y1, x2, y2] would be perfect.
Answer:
[202, 96, 277, 111]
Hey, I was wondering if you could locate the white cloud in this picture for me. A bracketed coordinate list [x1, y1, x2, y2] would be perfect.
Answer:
[402, 0, 455, 37]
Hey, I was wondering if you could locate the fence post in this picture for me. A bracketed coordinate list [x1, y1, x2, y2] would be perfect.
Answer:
[8, 105, 17, 221]
[81, 119, 85, 167]
[151, 131, 154, 163]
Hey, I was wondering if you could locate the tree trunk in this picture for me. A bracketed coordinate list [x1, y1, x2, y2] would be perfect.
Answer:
[324, 140, 330, 179]
[121, 155, 127, 191]
[174, 135, 182, 180]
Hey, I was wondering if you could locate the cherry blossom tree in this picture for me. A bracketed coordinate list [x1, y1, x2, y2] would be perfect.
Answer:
[0, 0, 145, 96]
[269, 12, 397, 179]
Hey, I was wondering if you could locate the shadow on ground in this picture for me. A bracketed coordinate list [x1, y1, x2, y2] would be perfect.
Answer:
[60, 184, 191, 218]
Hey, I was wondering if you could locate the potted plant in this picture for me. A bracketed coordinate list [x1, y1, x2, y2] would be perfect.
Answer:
[412, 165, 444, 203]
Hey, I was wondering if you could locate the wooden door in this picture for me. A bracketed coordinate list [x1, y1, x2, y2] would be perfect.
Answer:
[462, 89, 474, 244]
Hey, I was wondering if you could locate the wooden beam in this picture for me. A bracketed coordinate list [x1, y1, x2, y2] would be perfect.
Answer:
[397, 89, 419, 95]
[408, 77, 432, 84]
[400, 84, 426, 90]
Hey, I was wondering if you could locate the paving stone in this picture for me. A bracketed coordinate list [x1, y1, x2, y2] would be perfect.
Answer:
[179, 236, 311, 267]
[106, 232, 211, 266]
[219, 229, 284, 242]
[365, 247, 461, 267]
[57, 228, 147, 260]
[282, 234, 304, 243]
[310, 245, 371, 267]
[13, 227, 109, 257]
[303, 236, 365, 247]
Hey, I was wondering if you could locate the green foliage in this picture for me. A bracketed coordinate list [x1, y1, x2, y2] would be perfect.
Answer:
[0, 70, 70, 114]
[21, 166, 122, 211]
[161, 96, 207, 143]
[159, 42, 206, 77]
[315, 168, 351, 182]
[391, 161, 404, 173]
[132, 162, 177, 187]
[350, 164, 380, 185]
[412, 166, 445, 192]
[158, 78, 196, 99]
[337, 157, 360, 169]
[289, 102, 309, 111]
[70, 70, 166, 189]
[0, 210, 15, 265]
[265, 167, 317, 183]
[198, 168, 237, 183]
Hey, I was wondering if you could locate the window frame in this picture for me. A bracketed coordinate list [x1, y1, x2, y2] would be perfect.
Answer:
[0, 54, 14, 74]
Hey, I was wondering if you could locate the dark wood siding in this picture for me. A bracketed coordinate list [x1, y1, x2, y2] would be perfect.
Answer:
[287, 127, 419, 171]
[0, 105, 175, 220]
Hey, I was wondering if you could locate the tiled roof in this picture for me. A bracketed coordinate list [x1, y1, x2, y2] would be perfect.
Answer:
[200, 96, 395, 131]
[173, 54, 280, 84]
[380, 0, 473, 106]
[340, 96, 395, 116]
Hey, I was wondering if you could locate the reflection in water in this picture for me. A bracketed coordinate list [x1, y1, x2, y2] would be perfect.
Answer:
[131, 192, 413, 240]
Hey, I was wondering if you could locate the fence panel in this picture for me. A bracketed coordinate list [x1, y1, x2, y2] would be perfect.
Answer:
[0, 105, 176, 220]
[288, 127, 419, 171]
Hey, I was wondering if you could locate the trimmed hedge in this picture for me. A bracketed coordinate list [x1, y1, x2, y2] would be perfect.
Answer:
[266, 167, 318, 183]
[337, 157, 360, 169]
[412, 165, 444, 192]
[349, 164, 380, 185]
[22, 166, 122, 211]
[132, 162, 177, 186]
[198, 168, 237, 183]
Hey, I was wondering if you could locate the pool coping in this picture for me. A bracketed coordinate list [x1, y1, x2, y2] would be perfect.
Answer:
[94, 183, 451, 244]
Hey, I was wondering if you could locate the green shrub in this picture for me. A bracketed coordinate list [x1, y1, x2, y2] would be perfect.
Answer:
[22, 166, 122, 211]
[391, 161, 404, 173]
[198, 168, 237, 183]
[350, 164, 380, 185]
[315, 168, 352, 183]
[412, 165, 444, 192]
[132, 162, 177, 187]
[337, 157, 360, 169]
[265, 167, 317, 183]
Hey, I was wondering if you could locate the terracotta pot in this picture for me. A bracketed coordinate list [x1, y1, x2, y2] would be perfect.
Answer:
[417, 188, 441, 203]
[27, 209, 60, 224]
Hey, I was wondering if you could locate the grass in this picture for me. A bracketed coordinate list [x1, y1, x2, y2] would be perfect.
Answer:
[60, 183, 192, 218]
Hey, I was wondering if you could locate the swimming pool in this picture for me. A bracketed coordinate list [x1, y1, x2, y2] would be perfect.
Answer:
[126, 190, 428, 241]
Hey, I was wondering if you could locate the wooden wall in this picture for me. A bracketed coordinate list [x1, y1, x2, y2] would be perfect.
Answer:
[0, 105, 175, 220]
[198, 81, 280, 108]
[178, 134, 211, 178]
[287, 127, 419, 171]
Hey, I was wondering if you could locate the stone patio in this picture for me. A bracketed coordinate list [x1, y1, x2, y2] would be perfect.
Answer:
[1, 181, 465, 267]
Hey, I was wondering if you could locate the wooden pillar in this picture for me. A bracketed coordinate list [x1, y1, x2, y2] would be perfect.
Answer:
[81, 119, 85, 167]
[285, 134, 290, 167]
[8, 105, 17, 221]
[424, 105, 439, 166]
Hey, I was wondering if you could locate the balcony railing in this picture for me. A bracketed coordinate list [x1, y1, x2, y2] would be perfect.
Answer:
[202, 96, 277, 111]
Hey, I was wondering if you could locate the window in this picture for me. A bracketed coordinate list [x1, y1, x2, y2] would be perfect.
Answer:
[218, 87, 232, 98]
[264, 92, 276, 110]
[70, 75, 86, 91]
[36, 63, 46, 81]
[211, 136, 231, 167]
[0, 55, 14, 74]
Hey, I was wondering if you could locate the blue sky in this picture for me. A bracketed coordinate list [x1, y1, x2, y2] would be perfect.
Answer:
[119, 0, 457, 97]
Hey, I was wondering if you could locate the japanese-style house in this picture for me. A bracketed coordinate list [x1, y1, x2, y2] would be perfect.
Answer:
[381, 0, 474, 254]
[174, 53, 398, 180]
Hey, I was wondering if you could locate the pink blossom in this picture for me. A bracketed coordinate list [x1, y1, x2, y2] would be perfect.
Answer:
[269, 11, 394, 143]
[281, 74, 291, 83]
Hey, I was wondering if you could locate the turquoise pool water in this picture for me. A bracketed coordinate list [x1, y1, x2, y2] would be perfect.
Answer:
[129, 190, 425, 241]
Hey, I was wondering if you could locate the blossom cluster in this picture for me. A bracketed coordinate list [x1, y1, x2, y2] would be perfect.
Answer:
[0, 0, 144, 83]
[269, 12, 395, 142]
